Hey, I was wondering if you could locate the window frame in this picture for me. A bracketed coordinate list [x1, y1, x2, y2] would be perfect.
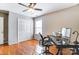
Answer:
[35, 19, 42, 34]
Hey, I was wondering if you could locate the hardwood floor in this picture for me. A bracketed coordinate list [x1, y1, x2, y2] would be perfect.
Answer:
[0, 39, 72, 55]
[0, 39, 38, 55]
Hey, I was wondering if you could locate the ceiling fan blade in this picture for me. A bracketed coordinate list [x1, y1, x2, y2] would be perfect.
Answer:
[34, 8, 42, 11]
[23, 9, 29, 12]
[18, 3, 28, 7]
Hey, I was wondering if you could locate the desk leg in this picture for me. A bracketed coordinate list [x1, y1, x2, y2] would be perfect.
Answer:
[76, 48, 79, 55]
[56, 48, 63, 55]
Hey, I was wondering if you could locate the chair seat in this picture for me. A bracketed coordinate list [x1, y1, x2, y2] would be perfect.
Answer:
[44, 43, 53, 46]
[43, 40, 53, 45]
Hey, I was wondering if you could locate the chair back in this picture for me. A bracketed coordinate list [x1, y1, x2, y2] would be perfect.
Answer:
[39, 33, 44, 40]
[39, 33, 44, 45]
[39, 33, 53, 46]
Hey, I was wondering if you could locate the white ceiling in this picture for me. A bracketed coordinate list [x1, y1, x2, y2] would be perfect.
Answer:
[0, 3, 77, 17]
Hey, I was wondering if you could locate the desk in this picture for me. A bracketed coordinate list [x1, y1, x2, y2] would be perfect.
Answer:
[57, 45, 79, 48]
[49, 35, 79, 55]
[56, 45, 79, 55]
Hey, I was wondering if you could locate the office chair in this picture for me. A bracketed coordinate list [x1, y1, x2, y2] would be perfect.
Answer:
[39, 33, 53, 55]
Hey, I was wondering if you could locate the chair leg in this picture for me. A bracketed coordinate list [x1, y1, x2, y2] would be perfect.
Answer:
[43, 46, 53, 55]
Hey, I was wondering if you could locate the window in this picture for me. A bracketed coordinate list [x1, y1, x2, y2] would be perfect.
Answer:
[35, 19, 42, 34]
[61, 28, 71, 37]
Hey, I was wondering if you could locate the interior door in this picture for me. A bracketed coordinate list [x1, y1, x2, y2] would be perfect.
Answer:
[0, 17, 4, 44]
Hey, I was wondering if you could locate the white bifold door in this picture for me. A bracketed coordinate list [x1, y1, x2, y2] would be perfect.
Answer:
[0, 17, 4, 44]
[18, 18, 33, 43]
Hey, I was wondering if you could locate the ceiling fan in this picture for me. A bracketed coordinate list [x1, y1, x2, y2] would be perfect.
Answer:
[18, 3, 42, 12]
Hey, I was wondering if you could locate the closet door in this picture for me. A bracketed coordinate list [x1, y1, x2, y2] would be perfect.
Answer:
[18, 18, 33, 42]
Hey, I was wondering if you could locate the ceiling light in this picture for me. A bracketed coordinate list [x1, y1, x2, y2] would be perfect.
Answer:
[27, 8, 35, 13]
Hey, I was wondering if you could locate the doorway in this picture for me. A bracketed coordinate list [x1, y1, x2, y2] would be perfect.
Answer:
[0, 17, 4, 44]
[0, 12, 8, 45]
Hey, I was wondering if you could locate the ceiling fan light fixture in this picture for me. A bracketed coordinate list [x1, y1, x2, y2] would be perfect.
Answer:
[27, 8, 35, 13]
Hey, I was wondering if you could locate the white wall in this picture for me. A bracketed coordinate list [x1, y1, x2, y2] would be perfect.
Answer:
[8, 12, 33, 45]
[35, 5, 79, 42]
